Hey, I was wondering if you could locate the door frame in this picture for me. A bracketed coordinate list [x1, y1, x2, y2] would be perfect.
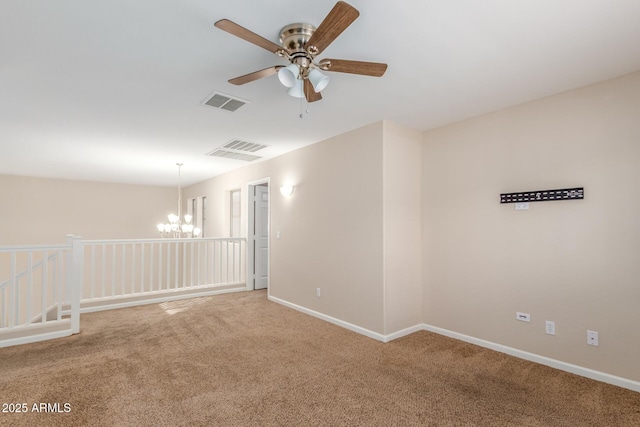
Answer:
[246, 177, 270, 292]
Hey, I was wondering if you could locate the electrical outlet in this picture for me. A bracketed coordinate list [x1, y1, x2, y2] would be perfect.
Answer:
[587, 330, 599, 346]
[545, 320, 556, 335]
[316, 288, 321, 298]
[516, 312, 531, 322]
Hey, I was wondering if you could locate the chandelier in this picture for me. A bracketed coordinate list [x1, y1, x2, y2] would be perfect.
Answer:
[156, 163, 201, 238]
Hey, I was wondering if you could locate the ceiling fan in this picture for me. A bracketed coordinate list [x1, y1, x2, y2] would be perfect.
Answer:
[214, 1, 387, 103]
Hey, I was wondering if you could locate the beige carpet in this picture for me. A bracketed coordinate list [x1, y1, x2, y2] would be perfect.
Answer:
[1, 290, 639, 426]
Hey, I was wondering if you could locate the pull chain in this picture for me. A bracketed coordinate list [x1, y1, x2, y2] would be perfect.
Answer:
[299, 91, 304, 118]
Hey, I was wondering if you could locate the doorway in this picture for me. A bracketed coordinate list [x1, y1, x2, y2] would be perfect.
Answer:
[248, 180, 269, 290]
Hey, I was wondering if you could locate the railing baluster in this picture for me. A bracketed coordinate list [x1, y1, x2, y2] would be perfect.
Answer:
[111, 244, 116, 297]
[174, 242, 178, 289]
[131, 243, 136, 294]
[42, 251, 48, 324]
[121, 244, 126, 296]
[166, 242, 171, 290]
[158, 242, 163, 292]
[140, 243, 145, 293]
[149, 243, 154, 293]
[218, 241, 222, 284]
[26, 252, 33, 326]
[55, 251, 61, 321]
[101, 244, 106, 298]
[91, 245, 96, 299]
[190, 241, 195, 287]
[10, 252, 17, 328]
[213, 241, 218, 285]
[182, 241, 187, 289]
[197, 241, 201, 286]
[226, 241, 230, 284]
[204, 241, 209, 285]
[233, 241, 237, 283]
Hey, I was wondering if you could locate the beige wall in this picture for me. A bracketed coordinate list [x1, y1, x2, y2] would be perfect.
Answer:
[422, 71, 640, 381]
[382, 121, 422, 334]
[185, 122, 386, 334]
[0, 175, 176, 245]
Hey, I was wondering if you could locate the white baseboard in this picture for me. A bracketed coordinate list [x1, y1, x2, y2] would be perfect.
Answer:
[420, 323, 640, 393]
[267, 295, 386, 342]
[80, 286, 246, 314]
[0, 319, 73, 348]
[266, 295, 640, 394]
[383, 324, 425, 342]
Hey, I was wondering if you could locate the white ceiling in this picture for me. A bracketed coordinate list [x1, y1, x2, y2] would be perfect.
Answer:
[2, 0, 640, 186]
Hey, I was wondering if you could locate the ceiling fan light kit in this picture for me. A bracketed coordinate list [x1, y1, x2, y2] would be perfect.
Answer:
[214, 1, 387, 103]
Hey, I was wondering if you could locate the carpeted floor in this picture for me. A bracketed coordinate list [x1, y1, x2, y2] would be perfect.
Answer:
[1, 290, 639, 426]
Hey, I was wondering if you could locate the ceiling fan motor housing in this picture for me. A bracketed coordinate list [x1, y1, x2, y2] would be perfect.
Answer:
[279, 23, 319, 78]
[279, 23, 316, 53]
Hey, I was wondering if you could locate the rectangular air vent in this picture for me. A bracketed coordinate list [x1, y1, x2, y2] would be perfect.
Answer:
[223, 139, 269, 153]
[206, 139, 268, 162]
[207, 149, 262, 162]
[202, 92, 250, 112]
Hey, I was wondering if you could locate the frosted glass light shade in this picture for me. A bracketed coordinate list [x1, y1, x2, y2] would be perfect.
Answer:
[287, 79, 304, 98]
[280, 185, 294, 197]
[278, 64, 300, 88]
[308, 69, 330, 92]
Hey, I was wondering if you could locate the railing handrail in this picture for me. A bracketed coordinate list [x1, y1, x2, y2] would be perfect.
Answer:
[0, 252, 60, 290]
[0, 244, 71, 253]
[83, 237, 247, 245]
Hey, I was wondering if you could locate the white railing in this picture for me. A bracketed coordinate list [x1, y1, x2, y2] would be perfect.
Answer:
[0, 236, 82, 347]
[81, 237, 246, 312]
[0, 236, 246, 347]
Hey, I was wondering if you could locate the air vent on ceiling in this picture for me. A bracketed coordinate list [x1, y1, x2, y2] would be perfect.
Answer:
[222, 139, 269, 153]
[206, 139, 269, 162]
[207, 150, 262, 162]
[202, 92, 249, 112]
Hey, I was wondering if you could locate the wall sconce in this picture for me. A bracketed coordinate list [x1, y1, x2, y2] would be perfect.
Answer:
[280, 185, 294, 197]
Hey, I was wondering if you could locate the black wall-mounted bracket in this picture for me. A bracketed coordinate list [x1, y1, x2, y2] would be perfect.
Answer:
[500, 187, 584, 204]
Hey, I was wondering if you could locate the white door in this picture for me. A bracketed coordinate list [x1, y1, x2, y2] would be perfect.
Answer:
[252, 184, 269, 289]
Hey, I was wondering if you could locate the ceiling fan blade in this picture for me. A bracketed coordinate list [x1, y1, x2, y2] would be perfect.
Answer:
[304, 1, 359, 55]
[322, 59, 387, 77]
[229, 66, 284, 85]
[214, 19, 283, 54]
[304, 79, 322, 103]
